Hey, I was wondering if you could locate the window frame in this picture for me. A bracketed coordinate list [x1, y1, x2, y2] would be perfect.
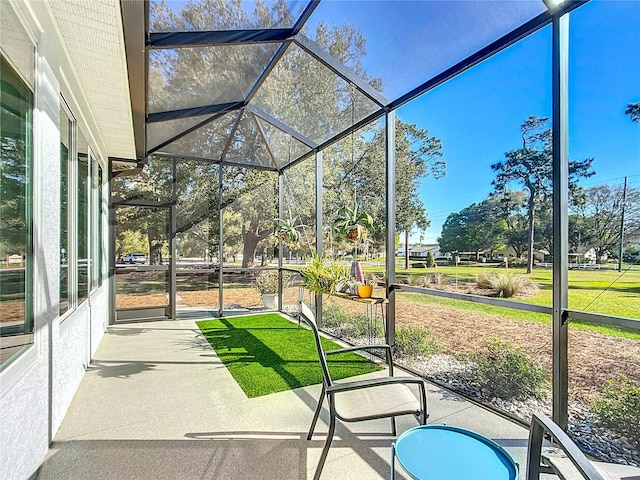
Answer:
[0, 52, 35, 369]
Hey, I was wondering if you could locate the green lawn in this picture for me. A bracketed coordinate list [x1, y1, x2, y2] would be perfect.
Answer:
[388, 264, 640, 340]
[391, 264, 639, 317]
[197, 314, 381, 397]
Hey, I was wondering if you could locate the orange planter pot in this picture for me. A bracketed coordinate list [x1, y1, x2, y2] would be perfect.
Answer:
[357, 284, 373, 298]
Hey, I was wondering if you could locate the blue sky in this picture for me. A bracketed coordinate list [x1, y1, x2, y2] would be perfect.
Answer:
[310, 0, 640, 243]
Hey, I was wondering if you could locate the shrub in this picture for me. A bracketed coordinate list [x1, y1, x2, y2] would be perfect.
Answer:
[478, 273, 538, 298]
[425, 272, 449, 287]
[395, 325, 441, 358]
[255, 270, 279, 294]
[471, 339, 549, 400]
[592, 376, 640, 449]
[322, 303, 382, 338]
[475, 274, 494, 289]
[322, 303, 350, 329]
[425, 251, 435, 268]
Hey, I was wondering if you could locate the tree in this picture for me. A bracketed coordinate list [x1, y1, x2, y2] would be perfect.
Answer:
[395, 121, 445, 269]
[570, 183, 640, 263]
[494, 190, 529, 259]
[491, 116, 594, 273]
[438, 199, 506, 259]
[626, 102, 640, 123]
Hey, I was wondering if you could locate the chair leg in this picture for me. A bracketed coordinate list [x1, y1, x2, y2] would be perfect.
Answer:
[391, 416, 397, 436]
[313, 413, 336, 480]
[307, 385, 325, 440]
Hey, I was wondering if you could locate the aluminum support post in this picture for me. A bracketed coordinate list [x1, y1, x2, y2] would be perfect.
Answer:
[315, 150, 323, 327]
[218, 165, 224, 317]
[385, 111, 397, 350]
[552, 11, 570, 429]
[278, 172, 284, 311]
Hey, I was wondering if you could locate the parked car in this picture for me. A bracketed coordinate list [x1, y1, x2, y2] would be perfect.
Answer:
[122, 253, 147, 264]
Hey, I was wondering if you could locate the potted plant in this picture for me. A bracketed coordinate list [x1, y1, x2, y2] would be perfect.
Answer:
[274, 217, 306, 245]
[337, 278, 358, 295]
[356, 278, 376, 298]
[300, 254, 349, 295]
[255, 270, 279, 309]
[333, 203, 375, 243]
[333, 202, 375, 283]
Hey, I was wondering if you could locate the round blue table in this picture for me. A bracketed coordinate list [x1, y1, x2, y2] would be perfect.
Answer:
[391, 425, 519, 480]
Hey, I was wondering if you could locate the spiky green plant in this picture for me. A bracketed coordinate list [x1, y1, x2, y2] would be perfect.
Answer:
[333, 203, 375, 242]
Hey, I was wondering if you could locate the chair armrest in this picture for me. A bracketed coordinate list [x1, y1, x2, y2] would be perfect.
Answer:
[527, 413, 605, 480]
[326, 344, 394, 373]
[326, 375, 425, 395]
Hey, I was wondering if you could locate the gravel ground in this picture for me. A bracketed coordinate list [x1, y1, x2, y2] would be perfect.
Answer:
[326, 330, 640, 468]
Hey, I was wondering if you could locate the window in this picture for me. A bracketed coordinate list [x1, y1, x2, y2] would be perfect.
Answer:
[0, 55, 33, 367]
[77, 130, 89, 304]
[91, 159, 103, 289]
[60, 104, 72, 315]
[60, 103, 93, 313]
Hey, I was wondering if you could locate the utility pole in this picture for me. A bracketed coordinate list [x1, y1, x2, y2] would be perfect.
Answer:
[618, 176, 627, 272]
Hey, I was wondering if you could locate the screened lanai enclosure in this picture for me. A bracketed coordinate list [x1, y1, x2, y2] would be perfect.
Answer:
[109, 0, 639, 465]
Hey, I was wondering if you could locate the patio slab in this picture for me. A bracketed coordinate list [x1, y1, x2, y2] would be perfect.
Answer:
[37, 313, 531, 479]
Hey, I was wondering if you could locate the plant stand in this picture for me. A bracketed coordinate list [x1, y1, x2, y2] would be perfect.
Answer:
[300, 288, 389, 363]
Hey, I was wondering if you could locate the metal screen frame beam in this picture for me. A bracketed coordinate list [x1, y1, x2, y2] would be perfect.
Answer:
[169, 159, 177, 320]
[218, 164, 224, 317]
[147, 111, 232, 155]
[292, 1, 320, 35]
[278, 172, 284, 310]
[552, 10, 570, 430]
[389, 2, 587, 113]
[281, 2, 589, 176]
[385, 112, 396, 348]
[219, 110, 244, 162]
[147, 101, 244, 124]
[150, 152, 279, 172]
[314, 150, 323, 326]
[247, 105, 318, 149]
[252, 112, 280, 170]
[148, 28, 293, 48]
[293, 35, 388, 107]
[568, 310, 640, 331]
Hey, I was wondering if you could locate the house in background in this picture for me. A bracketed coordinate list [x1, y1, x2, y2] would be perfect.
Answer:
[396, 244, 451, 260]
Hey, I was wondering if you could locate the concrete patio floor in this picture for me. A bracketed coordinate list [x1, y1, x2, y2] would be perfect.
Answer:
[37, 310, 532, 479]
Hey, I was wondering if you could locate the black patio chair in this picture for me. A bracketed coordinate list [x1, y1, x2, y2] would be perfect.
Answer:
[527, 413, 640, 480]
[299, 302, 428, 480]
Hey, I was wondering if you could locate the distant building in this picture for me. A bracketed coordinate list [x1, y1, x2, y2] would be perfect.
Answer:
[396, 244, 451, 260]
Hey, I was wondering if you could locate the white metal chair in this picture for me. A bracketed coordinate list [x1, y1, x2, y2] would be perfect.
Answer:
[299, 302, 428, 480]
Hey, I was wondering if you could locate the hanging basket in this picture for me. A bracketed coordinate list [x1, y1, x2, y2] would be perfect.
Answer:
[346, 226, 360, 242]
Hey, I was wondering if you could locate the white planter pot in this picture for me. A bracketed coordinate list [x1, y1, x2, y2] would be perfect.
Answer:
[261, 293, 278, 310]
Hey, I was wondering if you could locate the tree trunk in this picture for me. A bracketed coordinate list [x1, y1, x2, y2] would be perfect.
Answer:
[404, 231, 410, 269]
[526, 196, 535, 274]
[513, 245, 523, 259]
[147, 226, 163, 265]
[241, 221, 273, 268]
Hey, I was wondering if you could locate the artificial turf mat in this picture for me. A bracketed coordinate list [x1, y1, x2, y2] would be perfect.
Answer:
[196, 313, 382, 398]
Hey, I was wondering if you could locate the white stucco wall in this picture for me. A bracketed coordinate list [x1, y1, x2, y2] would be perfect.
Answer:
[0, 2, 112, 479]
